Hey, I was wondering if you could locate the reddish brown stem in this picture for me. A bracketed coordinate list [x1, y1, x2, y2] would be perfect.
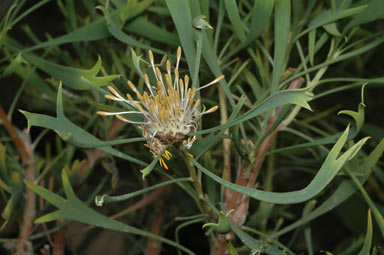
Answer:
[0, 107, 29, 162]
[214, 78, 305, 254]
[145, 200, 165, 255]
[53, 225, 65, 255]
[0, 106, 36, 255]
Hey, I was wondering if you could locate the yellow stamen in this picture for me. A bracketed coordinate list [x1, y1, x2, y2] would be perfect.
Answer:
[159, 157, 169, 170]
[148, 50, 155, 65]
[198, 75, 225, 91]
[156, 67, 162, 81]
[96, 111, 108, 116]
[179, 79, 184, 96]
[165, 74, 173, 89]
[157, 80, 165, 92]
[116, 115, 126, 122]
[126, 93, 134, 102]
[166, 60, 171, 73]
[107, 85, 117, 94]
[144, 74, 152, 89]
[193, 99, 201, 110]
[191, 88, 197, 100]
[164, 150, 173, 160]
[105, 94, 119, 101]
[135, 103, 144, 112]
[127, 81, 137, 93]
[185, 89, 191, 104]
[163, 154, 170, 161]
[206, 105, 219, 113]
[174, 69, 179, 81]
[176, 46, 182, 68]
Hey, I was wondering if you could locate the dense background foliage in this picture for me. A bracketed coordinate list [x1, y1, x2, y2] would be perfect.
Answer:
[0, 0, 384, 254]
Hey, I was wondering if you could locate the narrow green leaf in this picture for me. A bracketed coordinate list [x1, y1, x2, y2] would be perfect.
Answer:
[8, 0, 50, 28]
[0, 185, 23, 231]
[193, 126, 369, 204]
[79, 55, 102, 76]
[357, 209, 372, 255]
[130, 48, 146, 81]
[283, 33, 384, 88]
[0, 3, 18, 49]
[201, 33, 235, 106]
[61, 168, 77, 200]
[27, 170, 196, 255]
[22, 1, 154, 53]
[34, 211, 65, 224]
[25, 181, 66, 207]
[224, 0, 246, 42]
[22, 54, 119, 90]
[140, 146, 167, 180]
[119, 0, 154, 23]
[338, 103, 365, 137]
[308, 29, 316, 66]
[230, 225, 264, 250]
[271, 139, 384, 238]
[0, 178, 10, 194]
[345, 0, 384, 32]
[2, 52, 23, 77]
[292, 0, 303, 27]
[303, 201, 316, 255]
[125, 17, 180, 47]
[12, 64, 56, 97]
[195, 88, 313, 135]
[0, 196, 14, 231]
[298, 5, 366, 38]
[346, 166, 384, 237]
[23, 19, 110, 53]
[271, 0, 291, 93]
[247, 0, 274, 43]
[255, 95, 366, 160]
[0, 143, 8, 176]
[214, 0, 273, 65]
[193, 96, 246, 159]
[97, 5, 164, 54]
[166, 0, 196, 77]
[323, 22, 341, 36]
[182, 0, 233, 106]
[231, 226, 285, 255]
[20, 84, 147, 166]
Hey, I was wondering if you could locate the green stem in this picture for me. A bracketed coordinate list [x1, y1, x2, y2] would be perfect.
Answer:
[181, 152, 216, 219]
[95, 178, 191, 205]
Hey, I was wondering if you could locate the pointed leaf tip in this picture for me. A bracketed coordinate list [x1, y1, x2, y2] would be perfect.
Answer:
[35, 211, 65, 224]
[18, 109, 31, 132]
[61, 169, 76, 200]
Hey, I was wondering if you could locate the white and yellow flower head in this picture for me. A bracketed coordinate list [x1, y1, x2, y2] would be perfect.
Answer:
[98, 47, 224, 169]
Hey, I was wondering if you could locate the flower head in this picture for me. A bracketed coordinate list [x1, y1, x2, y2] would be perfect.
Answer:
[98, 47, 223, 169]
